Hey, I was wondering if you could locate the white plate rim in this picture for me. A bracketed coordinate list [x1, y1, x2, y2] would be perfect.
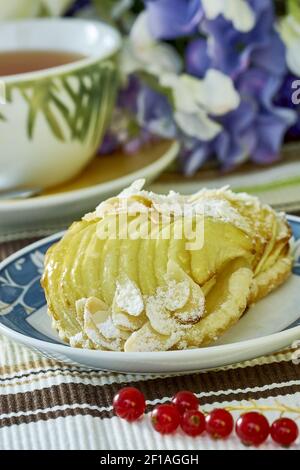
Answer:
[0, 141, 180, 213]
[0, 215, 300, 367]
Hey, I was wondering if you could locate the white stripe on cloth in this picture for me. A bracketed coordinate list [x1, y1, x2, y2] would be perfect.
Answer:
[0, 394, 299, 450]
[0, 348, 293, 379]
[0, 354, 294, 396]
[1, 379, 300, 417]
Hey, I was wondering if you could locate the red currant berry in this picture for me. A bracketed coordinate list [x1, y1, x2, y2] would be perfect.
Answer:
[270, 418, 299, 447]
[181, 410, 206, 437]
[205, 409, 234, 439]
[172, 391, 199, 415]
[151, 404, 180, 434]
[113, 387, 146, 422]
[236, 412, 270, 446]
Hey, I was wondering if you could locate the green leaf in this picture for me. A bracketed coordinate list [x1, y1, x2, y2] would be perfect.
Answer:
[71, 78, 87, 140]
[0, 111, 6, 122]
[6, 62, 118, 145]
[26, 81, 52, 138]
[61, 78, 77, 102]
[288, 0, 300, 22]
[27, 105, 38, 138]
[43, 105, 65, 141]
[49, 92, 75, 137]
[93, 0, 116, 24]
[91, 70, 106, 143]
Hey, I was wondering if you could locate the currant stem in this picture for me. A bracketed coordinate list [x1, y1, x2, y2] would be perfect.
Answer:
[223, 400, 300, 415]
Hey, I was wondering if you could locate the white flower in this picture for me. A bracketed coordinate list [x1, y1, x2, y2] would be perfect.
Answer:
[174, 110, 222, 141]
[160, 70, 240, 140]
[0, 0, 72, 20]
[121, 12, 182, 77]
[280, 15, 300, 77]
[202, 0, 255, 32]
[122, 10, 240, 142]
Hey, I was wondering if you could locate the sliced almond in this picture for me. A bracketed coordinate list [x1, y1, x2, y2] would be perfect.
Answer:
[97, 316, 130, 341]
[115, 278, 144, 316]
[112, 309, 146, 331]
[165, 279, 190, 311]
[167, 260, 205, 324]
[124, 321, 182, 352]
[145, 289, 176, 336]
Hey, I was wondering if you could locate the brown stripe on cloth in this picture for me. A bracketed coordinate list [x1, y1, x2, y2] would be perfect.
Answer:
[0, 382, 300, 429]
[0, 238, 39, 262]
[0, 407, 111, 428]
[0, 361, 59, 377]
[0, 346, 294, 378]
[0, 348, 294, 386]
[0, 363, 96, 380]
[0, 360, 299, 428]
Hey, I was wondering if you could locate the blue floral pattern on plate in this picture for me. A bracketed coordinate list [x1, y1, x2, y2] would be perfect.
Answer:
[0, 240, 60, 343]
[0, 218, 300, 345]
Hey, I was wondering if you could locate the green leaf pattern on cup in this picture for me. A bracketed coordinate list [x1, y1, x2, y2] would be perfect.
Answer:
[2, 59, 119, 145]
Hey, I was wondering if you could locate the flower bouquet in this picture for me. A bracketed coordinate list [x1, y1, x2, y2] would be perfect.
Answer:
[3, 0, 300, 175]
[93, 0, 300, 174]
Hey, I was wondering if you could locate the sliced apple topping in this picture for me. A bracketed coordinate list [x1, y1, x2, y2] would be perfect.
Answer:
[43, 180, 293, 352]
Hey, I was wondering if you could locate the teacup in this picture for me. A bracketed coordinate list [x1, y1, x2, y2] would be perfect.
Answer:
[0, 18, 121, 190]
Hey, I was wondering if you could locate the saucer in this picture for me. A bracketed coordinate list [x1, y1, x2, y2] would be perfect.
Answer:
[0, 140, 179, 238]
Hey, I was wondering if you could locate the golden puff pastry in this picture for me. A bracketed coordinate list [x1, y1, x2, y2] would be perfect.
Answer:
[41, 180, 292, 352]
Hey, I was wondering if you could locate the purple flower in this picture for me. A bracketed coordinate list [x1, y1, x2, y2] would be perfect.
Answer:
[64, 0, 90, 16]
[99, 76, 142, 155]
[136, 86, 177, 139]
[96, 0, 297, 174]
[184, 70, 296, 173]
[215, 103, 290, 169]
[98, 133, 120, 155]
[229, 69, 295, 165]
[185, 38, 211, 78]
[181, 140, 213, 175]
[118, 76, 141, 114]
[196, 0, 285, 79]
[99, 78, 176, 156]
[181, 0, 295, 172]
[144, 0, 203, 39]
[124, 131, 154, 154]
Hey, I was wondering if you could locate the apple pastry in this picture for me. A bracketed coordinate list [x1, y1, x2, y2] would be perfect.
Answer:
[41, 180, 292, 352]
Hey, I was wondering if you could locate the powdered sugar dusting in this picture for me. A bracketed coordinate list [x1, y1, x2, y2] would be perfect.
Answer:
[98, 317, 121, 340]
[115, 278, 144, 316]
[144, 275, 204, 339]
[165, 279, 190, 311]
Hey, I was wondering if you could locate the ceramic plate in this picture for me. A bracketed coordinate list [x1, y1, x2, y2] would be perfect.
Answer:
[0, 140, 179, 236]
[0, 216, 300, 374]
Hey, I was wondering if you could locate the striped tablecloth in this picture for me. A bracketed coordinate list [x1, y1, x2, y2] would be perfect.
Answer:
[0, 238, 300, 450]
